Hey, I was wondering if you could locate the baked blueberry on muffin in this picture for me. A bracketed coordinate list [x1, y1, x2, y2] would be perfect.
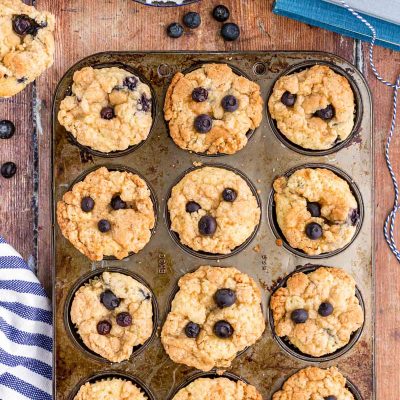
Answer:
[73, 378, 148, 400]
[172, 377, 262, 400]
[58, 66, 153, 153]
[0, 0, 55, 97]
[167, 166, 260, 254]
[164, 63, 263, 154]
[273, 168, 360, 255]
[70, 272, 153, 363]
[57, 167, 155, 261]
[270, 267, 364, 357]
[272, 367, 355, 400]
[268, 65, 355, 150]
[161, 266, 265, 371]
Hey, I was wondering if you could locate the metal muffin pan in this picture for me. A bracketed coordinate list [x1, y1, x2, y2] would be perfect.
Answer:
[268, 264, 365, 364]
[53, 51, 374, 400]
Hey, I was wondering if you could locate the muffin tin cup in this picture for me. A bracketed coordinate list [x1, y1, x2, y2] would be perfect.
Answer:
[65, 163, 159, 261]
[166, 370, 249, 400]
[63, 266, 160, 365]
[164, 163, 262, 260]
[67, 370, 157, 400]
[57, 61, 158, 158]
[266, 60, 363, 156]
[164, 62, 259, 158]
[267, 162, 364, 259]
[268, 264, 365, 364]
[270, 368, 364, 400]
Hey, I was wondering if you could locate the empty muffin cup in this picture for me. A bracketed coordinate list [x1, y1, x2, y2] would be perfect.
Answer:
[64, 267, 159, 364]
[268, 264, 365, 363]
[165, 163, 262, 260]
[164, 62, 261, 157]
[268, 163, 364, 259]
[67, 370, 156, 400]
[56, 62, 158, 158]
[167, 370, 249, 400]
[266, 60, 363, 156]
[63, 164, 159, 261]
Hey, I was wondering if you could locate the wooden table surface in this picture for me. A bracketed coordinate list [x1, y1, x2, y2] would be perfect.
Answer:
[1, 0, 399, 397]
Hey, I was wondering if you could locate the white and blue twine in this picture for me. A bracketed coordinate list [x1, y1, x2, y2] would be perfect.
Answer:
[339, 0, 400, 261]
[0, 237, 52, 400]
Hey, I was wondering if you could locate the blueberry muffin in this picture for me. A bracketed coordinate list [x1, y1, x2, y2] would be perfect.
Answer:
[73, 378, 148, 400]
[58, 66, 153, 153]
[268, 65, 355, 150]
[161, 266, 265, 371]
[164, 63, 263, 154]
[273, 168, 359, 255]
[172, 377, 262, 400]
[57, 167, 155, 261]
[270, 267, 364, 357]
[0, 0, 55, 97]
[272, 367, 354, 400]
[168, 166, 260, 254]
[70, 271, 153, 363]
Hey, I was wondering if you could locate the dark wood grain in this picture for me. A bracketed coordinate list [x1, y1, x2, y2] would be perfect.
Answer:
[0, 0, 398, 398]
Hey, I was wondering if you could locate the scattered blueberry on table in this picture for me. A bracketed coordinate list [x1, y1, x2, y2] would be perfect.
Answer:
[167, 22, 184, 38]
[212, 5, 230, 22]
[1, 162, 17, 179]
[221, 23, 240, 41]
[183, 12, 201, 29]
[0, 120, 15, 139]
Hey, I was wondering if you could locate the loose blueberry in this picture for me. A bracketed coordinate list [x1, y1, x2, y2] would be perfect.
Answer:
[100, 289, 121, 310]
[194, 114, 212, 133]
[221, 23, 240, 41]
[318, 302, 334, 317]
[0, 120, 15, 139]
[221, 95, 239, 112]
[212, 5, 230, 22]
[198, 215, 217, 236]
[281, 91, 296, 107]
[167, 22, 184, 38]
[305, 222, 323, 240]
[314, 104, 335, 120]
[1, 162, 17, 179]
[98, 219, 111, 233]
[138, 94, 151, 112]
[213, 320, 234, 338]
[97, 320, 112, 335]
[116, 312, 132, 327]
[123, 76, 138, 91]
[349, 208, 359, 226]
[12, 15, 40, 36]
[186, 201, 201, 213]
[100, 107, 115, 120]
[222, 188, 237, 202]
[214, 288, 236, 308]
[81, 196, 95, 212]
[192, 87, 208, 102]
[324, 397, 337, 400]
[183, 12, 201, 29]
[307, 202, 321, 217]
[185, 321, 200, 338]
[111, 195, 127, 210]
[291, 309, 308, 324]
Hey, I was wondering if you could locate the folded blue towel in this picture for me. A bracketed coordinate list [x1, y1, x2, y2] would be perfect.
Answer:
[0, 237, 52, 400]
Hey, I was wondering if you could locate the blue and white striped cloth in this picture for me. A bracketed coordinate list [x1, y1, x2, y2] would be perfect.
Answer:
[0, 237, 52, 400]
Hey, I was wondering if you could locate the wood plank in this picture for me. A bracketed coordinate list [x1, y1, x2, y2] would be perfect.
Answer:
[362, 42, 400, 398]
